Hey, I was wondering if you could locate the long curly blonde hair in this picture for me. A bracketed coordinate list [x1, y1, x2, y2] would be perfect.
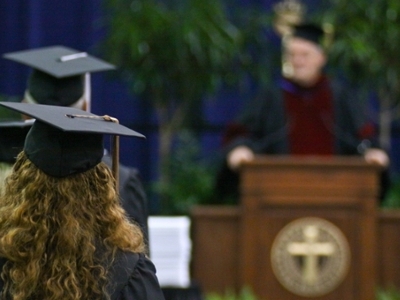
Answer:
[0, 152, 145, 300]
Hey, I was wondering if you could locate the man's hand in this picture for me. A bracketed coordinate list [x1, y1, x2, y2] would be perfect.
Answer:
[227, 146, 255, 171]
[364, 148, 390, 168]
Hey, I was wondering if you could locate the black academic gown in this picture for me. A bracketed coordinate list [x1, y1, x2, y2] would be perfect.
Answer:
[227, 79, 373, 155]
[214, 78, 379, 203]
[107, 251, 165, 300]
[0, 251, 165, 300]
[102, 156, 149, 246]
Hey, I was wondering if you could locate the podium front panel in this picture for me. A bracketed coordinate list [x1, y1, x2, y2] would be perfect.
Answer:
[239, 156, 380, 300]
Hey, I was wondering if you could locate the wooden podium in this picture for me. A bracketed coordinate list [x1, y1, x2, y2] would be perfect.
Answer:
[192, 155, 382, 300]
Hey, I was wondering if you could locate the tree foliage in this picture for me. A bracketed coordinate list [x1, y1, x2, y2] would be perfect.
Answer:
[321, 1, 400, 91]
[101, 0, 275, 213]
[103, 0, 242, 106]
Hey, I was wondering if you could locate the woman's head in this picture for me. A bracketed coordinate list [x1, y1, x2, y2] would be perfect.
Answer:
[0, 103, 146, 299]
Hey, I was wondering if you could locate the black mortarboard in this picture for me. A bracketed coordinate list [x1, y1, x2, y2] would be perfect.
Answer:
[292, 23, 324, 46]
[0, 102, 145, 179]
[0, 100, 32, 163]
[3, 46, 115, 106]
[0, 119, 33, 164]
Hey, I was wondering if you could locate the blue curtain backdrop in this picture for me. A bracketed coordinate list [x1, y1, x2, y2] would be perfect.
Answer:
[1, 0, 397, 211]
[0, 0, 159, 192]
[0, 0, 282, 214]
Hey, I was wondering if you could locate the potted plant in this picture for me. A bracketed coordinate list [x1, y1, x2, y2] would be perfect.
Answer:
[205, 286, 260, 300]
[153, 130, 216, 215]
[102, 0, 244, 212]
[319, 0, 400, 153]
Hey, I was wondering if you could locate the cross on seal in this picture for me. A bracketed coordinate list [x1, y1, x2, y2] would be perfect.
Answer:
[287, 225, 335, 284]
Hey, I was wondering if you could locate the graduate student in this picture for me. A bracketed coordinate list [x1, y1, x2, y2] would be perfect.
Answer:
[0, 110, 32, 188]
[3, 46, 150, 245]
[0, 102, 164, 300]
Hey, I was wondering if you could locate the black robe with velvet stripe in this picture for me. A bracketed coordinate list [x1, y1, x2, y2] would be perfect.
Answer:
[228, 78, 375, 155]
[214, 77, 378, 204]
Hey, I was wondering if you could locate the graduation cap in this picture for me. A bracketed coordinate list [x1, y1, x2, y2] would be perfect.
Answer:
[0, 102, 145, 184]
[291, 23, 325, 46]
[0, 100, 32, 163]
[0, 119, 33, 164]
[3, 45, 115, 108]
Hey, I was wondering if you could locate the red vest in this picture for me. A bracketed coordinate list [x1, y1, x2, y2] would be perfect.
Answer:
[283, 76, 334, 155]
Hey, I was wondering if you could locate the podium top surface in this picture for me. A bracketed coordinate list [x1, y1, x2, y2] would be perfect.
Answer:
[243, 155, 383, 170]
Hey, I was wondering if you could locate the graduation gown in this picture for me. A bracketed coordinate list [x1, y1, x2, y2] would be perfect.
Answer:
[228, 78, 374, 155]
[102, 156, 149, 245]
[107, 252, 165, 300]
[0, 251, 165, 300]
[215, 77, 377, 203]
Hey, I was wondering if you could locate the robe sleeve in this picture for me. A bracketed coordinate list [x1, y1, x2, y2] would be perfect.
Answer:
[117, 253, 165, 300]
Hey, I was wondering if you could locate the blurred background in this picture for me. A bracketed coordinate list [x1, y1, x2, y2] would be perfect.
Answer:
[1, 0, 400, 214]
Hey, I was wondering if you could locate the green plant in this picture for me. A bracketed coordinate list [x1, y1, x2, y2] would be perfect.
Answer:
[101, 0, 280, 213]
[382, 176, 400, 208]
[319, 1, 400, 151]
[203, 285, 400, 300]
[153, 130, 215, 215]
[206, 287, 259, 300]
[376, 287, 400, 300]
[102, 0, 242, 198]
[0, 94, 21, 119]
